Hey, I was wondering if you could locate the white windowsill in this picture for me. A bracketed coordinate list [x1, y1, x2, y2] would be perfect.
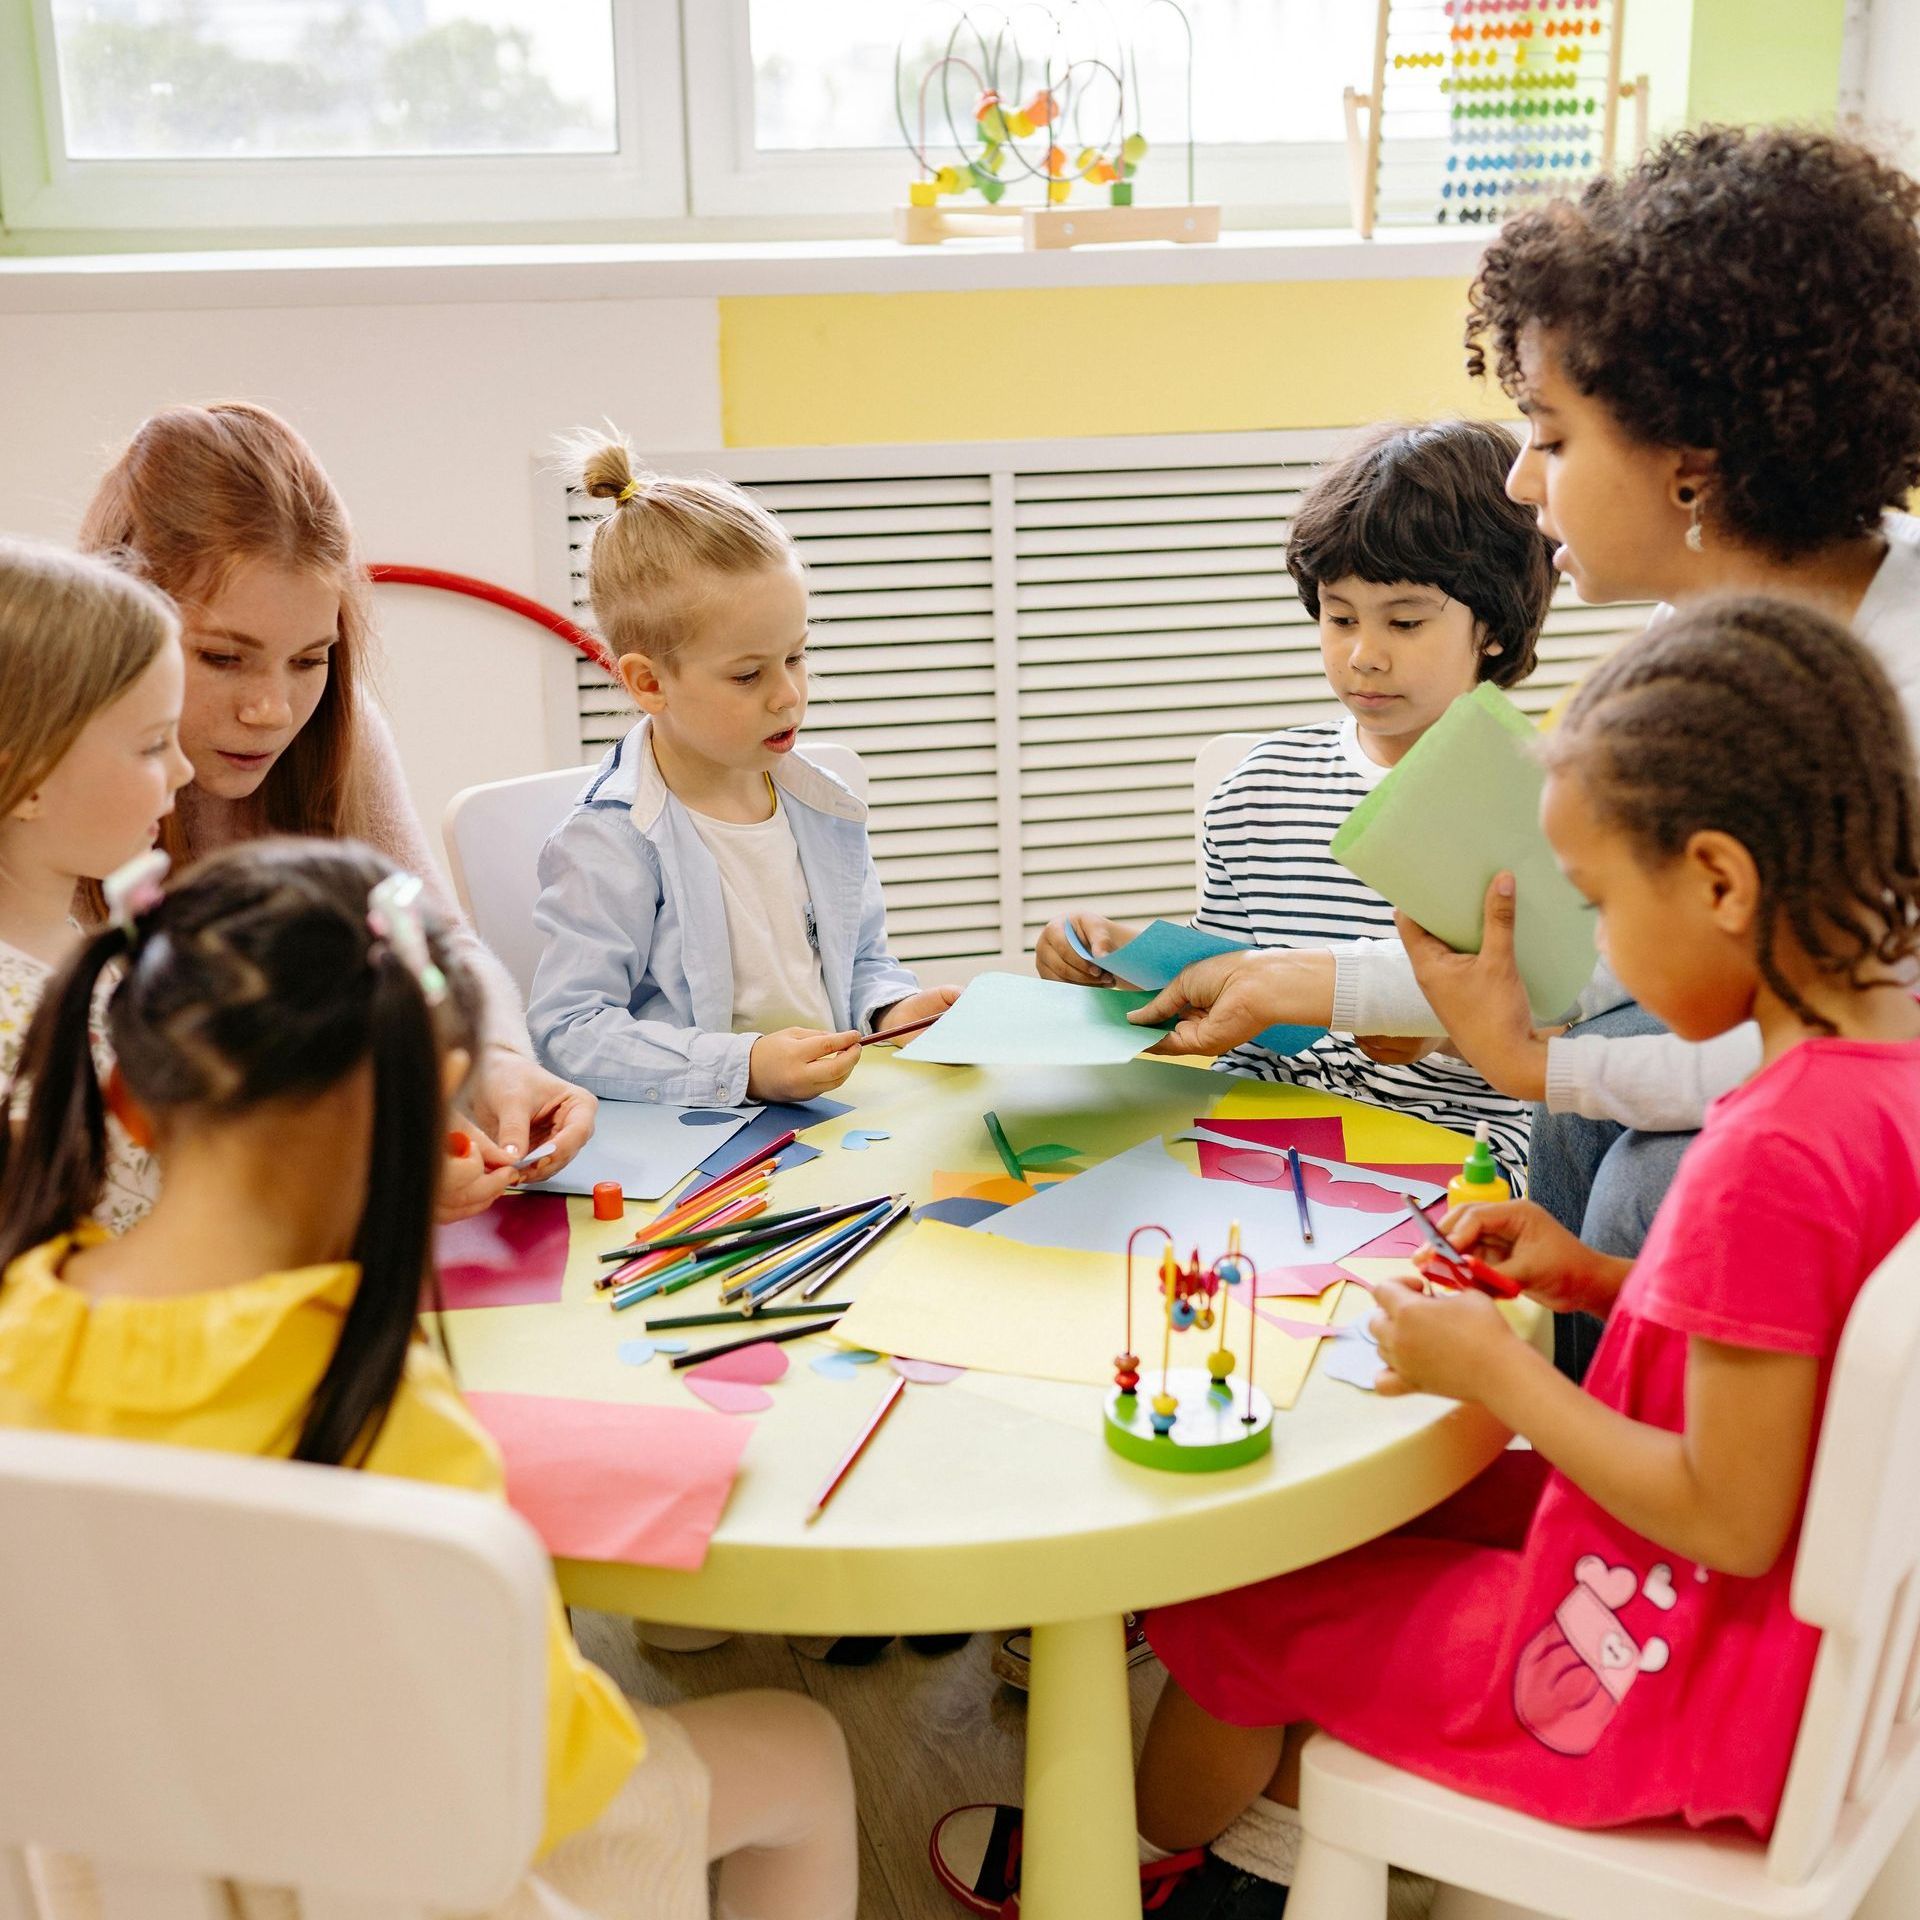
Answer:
[0, 227, 1489, 312]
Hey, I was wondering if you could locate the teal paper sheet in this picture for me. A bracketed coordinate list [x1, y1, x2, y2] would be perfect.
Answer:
[897, 971, 1171, 1067]
[1329, 683, 1597, 1021]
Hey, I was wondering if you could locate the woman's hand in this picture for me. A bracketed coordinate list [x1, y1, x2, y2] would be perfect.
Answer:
[466, 1045, 597, 1184]
[1429, 1199, 1631, 1319]
[872, 985, 961, 1034]
[1035, 912, 1139, 986]
[438, 1123, 518, 1223]
[1353, 1034, 1440, 1067]
[1396, 874, 1557, 1101]
[1371, 1278, 1522, 1401]
[748, 1027, 862, 1101]
[1130, 947, 1335, 1054]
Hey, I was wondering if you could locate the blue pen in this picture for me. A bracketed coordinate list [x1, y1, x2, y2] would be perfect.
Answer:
[1286, 1146, 1315, 1246]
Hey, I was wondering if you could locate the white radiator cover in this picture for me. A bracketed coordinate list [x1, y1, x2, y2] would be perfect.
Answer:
[543, 431, 1651, 971]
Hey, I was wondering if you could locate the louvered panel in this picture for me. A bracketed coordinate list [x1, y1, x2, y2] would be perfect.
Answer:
[809, 559, 992, 593]
[1016, 492, 1296, 530]
[1022, 547, 1286, 585]
[1017, 465, 1308, 502]
[1018, 520, 1287, 557]
[1019, 569, 1295, 612]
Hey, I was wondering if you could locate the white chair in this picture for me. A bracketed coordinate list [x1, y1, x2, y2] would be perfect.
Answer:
[1193, 733, 1261, 894]
[0, 1427, 553, 1920]
[1289, 1218, 1920, 1920]
[443, 743, 867, 1003]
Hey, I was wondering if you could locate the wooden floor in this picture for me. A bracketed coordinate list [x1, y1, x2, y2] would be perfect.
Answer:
[573, 1610, 1170, 1920]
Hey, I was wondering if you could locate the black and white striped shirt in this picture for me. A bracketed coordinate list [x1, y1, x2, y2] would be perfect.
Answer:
[1197, 720, 1531, 1174]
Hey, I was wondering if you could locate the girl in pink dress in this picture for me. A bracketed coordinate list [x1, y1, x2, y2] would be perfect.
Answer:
[932, 595, 1920, 1919]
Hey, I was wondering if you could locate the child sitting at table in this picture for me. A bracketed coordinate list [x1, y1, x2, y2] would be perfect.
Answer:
[1036, 419, 1554, 1175]
[939, 596, 1920, 1915]
[528, 433, 955, 1108]
[0, 838, 858, 1920]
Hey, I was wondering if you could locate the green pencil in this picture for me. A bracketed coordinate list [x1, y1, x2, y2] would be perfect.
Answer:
[646, 1301, 854, 1331]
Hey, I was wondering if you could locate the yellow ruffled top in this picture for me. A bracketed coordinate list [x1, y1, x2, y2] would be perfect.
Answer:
[0, 1228, 643, 1857]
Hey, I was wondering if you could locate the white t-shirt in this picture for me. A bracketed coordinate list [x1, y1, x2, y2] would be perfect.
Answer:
[687, 797, 836, 1035]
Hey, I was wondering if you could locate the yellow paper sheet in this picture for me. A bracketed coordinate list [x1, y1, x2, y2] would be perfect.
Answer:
[834, 1220, 1340, 1410]
[1207, 1083, 1472, 1167]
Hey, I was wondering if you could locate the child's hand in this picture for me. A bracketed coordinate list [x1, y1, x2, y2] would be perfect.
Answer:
[437, 1122, 517, 1223]
[1035, 912, 1136, 985]
[1430, 1199, 1631, 1318]
[1371, 1277, 1517, 1401]
[872, 985, 960, 1034]
[748, 1027, 862, 1101]
[1354, 1034, 1439, 1066]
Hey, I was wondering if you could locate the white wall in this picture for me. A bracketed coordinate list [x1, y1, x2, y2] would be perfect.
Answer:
[0, 293, 723, 868]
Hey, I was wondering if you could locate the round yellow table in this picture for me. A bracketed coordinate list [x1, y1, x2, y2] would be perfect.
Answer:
[446, 1051, 1543, 1920]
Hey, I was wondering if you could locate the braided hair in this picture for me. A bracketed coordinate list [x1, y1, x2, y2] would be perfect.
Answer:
[0, 839, 481, 1466]
[1542, 595, 1920, 1035]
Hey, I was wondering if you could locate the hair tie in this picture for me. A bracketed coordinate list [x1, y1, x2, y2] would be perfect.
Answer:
[615, 478, 643, 505]
[103, 849, 170, 935]
[366, 872, 448, 1006]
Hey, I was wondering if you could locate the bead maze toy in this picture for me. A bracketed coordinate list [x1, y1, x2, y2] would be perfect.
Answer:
[895, 2, 1219, 250]
[1342, 0, 1648, 239]
[1104, 1222, 1274, 1471]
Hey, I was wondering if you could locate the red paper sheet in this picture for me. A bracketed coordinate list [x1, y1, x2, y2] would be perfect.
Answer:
[435, 1194, 572, 1310]
[465, 1390, 749, 1571]
[1192, 1115, 1347, 1160]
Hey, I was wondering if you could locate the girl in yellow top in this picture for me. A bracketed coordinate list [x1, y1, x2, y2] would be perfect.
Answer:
[0, 838, 856, 1920]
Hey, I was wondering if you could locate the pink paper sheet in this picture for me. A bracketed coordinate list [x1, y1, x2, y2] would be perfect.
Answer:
[464, 1390, 748, 1570]
[1343, 1170, 1460, 1257]
[435, 1195, 571, 1310]
[1255, 1261, 1355, 1299]
[1193, 1115, 1347, 1160]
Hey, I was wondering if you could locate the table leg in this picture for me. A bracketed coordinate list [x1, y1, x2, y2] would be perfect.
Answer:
[1023, 1613, 1142, 1920]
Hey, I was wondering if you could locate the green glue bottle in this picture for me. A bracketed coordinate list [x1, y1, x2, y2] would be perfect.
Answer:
[1447, 1121, 1512, 1210]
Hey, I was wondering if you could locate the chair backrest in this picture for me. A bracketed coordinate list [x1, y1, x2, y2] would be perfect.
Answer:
[0, 1429, 552, 1919]
[1767, 1218, 1920, 1882]
[443, 742, 868, 1004]
[1193, 734, 1261, 895]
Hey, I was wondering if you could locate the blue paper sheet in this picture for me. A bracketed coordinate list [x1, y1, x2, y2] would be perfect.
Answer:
[1063, 919, 1325, 1057]
[678, 1096, 852, 1200]
[523, 1101, 754, 1201]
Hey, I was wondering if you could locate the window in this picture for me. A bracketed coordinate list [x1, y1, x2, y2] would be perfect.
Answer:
[0, 0, 1369, 239]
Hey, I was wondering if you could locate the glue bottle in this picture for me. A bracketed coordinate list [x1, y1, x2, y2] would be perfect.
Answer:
[1447, 1121, 1512, 1210]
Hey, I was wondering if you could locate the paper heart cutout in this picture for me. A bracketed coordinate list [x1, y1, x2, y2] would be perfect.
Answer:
[679, 1108, 745, 1126]
[811, 1349, 882, 1380]
[841, 1129, 892, 1151]
[891, 1357, 965, 1385]
[1574, 1555, 1638, 1611]
[1642, 1563, 1677, 1611]
[1210, 1149, 1410, 1215]
[1638, 1636, 1670, 1674]
[617, 1339, 659, 1367]
[684, 1376, 775, 1414]
[691, 1343, 790, 1385]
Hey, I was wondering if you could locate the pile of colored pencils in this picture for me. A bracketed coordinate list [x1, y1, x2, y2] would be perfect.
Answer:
[596, 1133, 909, 1315]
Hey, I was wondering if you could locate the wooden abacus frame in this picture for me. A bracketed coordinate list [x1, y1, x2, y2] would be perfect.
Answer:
[1341, 0, 1649, 238]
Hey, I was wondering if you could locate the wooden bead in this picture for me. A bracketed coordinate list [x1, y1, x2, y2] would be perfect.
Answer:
[1152, 1391, 1179, 1416]
[1047, 179, 1071, 204]
[1044, 143, 1067, 176]
[978, 105, 1010, 142]
[933, 165, 965, 195]
[1109, 180, 1134, 205]
[1121, 131, 1149, 164]
[1025, 89, 1057, 126]
[977, 176, 1006, 204]
[908, 180, 937, 207]
[1007, 108, 1036, 137]
[1207, 1350, 1236, 1382]
[1116, 1369, 1140, 1394]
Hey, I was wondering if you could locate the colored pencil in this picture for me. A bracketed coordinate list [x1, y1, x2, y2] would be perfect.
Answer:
[596, 1195, 770, 1289]
[800, 1195, 911, 1301]
[1286, 1146, 1314, 1246]
[599, 1196, 889, 1265]
[857, 1008, 945, 1046]
[679, 1128, 799, 1207]
[608, 1233, 782, 1311]
[644, 1207, 867, 1313]
[717, 1203, 891, 1306]
[741, 1203, 894, 1310]
[667, 1317, 843, 1371]
[983, 1110, 1025, 1185]
[646, 1301, 853, 1332]
[806, 1374, 908, 1523]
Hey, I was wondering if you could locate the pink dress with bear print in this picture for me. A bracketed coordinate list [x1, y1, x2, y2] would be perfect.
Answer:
[1148, 1034, 1920, 1836]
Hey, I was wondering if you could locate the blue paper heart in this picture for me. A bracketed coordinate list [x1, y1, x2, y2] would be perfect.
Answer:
[810, 1348, 882, 1380]
[679, 1108, 745, 1126]
[618, 1339, 659, 1366]
[841, 1129, 892, 1152]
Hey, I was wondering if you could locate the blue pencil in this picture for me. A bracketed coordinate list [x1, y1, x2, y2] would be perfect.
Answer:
[1286, 1146, 1314, 1245]
[734, 1202, 890, 1306]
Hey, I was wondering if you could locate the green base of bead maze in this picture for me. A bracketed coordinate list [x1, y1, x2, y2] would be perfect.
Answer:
[1103, 1367, 1274, 1473]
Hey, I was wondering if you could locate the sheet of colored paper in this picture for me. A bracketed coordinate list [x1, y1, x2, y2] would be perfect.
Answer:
[976, 1136, 1409, 1269]
[681, 1096, 851, 1198]
[929, 1170, 1068, 1204]
[523, 1100, 755, 1201]
[436, 1193, 571, 1310]
[897, 972, 1170, 1067]
[1186, 1114, 1348, 1161]
[1317, 1324, 1386, 1391]
[1177, 1128, 1447, 1210]
[1339, 1257, 1425, 1289]
[463, 1390, 748, 1570]
[1207, 1083, 1474, 1166]
[1328, 682, 1597, 1021]
[832, 1220, 1336, 1407]
[1063, 919, 1324, 1057]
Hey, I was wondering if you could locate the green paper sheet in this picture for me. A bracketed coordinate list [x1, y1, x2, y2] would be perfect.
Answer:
[1329, 683, 1596, 1022]
[897, 971, 1171, 1067]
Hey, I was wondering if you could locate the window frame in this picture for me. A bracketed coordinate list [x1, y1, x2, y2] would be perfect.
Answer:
[0, 0, 687, 236]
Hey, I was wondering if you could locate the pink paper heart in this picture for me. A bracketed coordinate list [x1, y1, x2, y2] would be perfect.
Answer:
[684, 1376, 776, 1415]
[690, 1342, 790, 1385]
[1574, 1554, 1638, 1610]
[891, 1357, 965, 1385]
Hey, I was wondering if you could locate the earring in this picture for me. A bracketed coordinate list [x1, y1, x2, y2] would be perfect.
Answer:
[1679, 486, 1706, 553]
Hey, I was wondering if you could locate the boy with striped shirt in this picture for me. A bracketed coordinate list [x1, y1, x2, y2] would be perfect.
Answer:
[1038, 420, 1556, 1174]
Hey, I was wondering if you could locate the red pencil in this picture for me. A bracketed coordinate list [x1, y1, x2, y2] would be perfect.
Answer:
[857, 1009, 946, 1047]
[806, 1373, 907, 1523]
[680, 1128, 798, 1207]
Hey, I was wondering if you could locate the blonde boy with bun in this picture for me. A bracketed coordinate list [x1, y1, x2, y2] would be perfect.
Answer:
[530, 433, 954, 1108]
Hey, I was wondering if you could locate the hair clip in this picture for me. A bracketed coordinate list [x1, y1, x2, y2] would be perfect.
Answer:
[102, 850, 170, 933]
[366, 872, 448, 1007]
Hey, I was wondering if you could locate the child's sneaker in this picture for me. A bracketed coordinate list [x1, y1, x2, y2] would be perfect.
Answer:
[929, 1803, 1279, 1916]
[990, 1613, 1155, 1692]
[789, 1633, 894, 1665]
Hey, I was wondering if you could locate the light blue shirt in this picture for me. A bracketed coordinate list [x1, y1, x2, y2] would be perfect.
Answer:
[528, 718, 920, 1106]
